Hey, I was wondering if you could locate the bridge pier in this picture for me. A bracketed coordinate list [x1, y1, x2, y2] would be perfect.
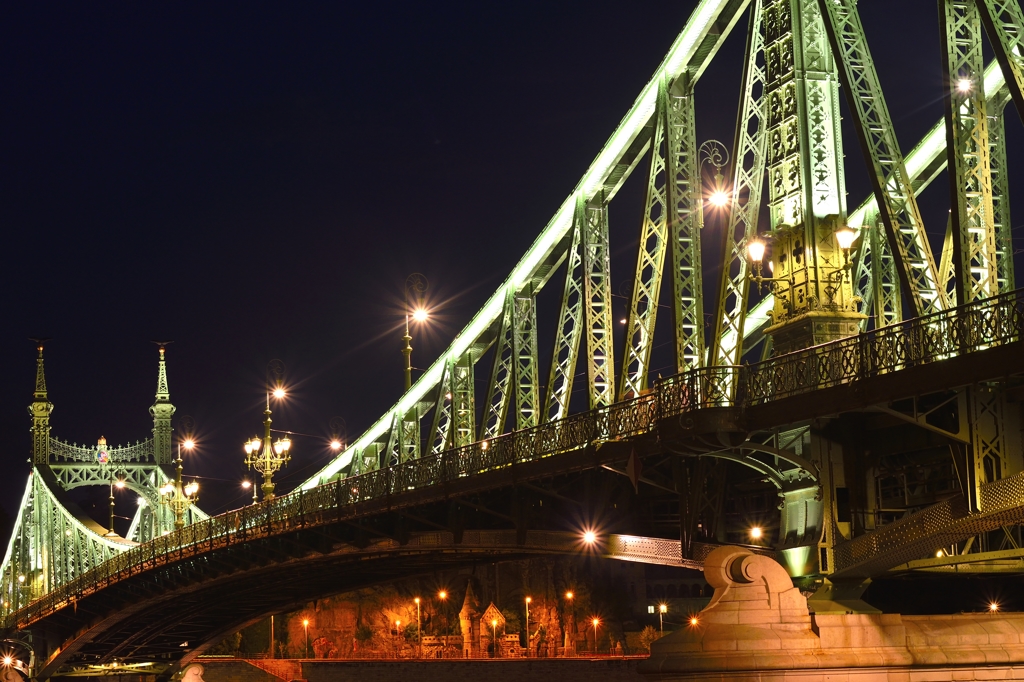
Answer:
[641, 546, 1024, 680]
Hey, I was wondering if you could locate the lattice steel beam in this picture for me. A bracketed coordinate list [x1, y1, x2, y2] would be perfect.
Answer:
[667, 81, 705, 373]
[452, 353, 476, 447]
[429, 361, 454, 454]
[989, 93, 1016, 292]
[583, 198, 615, 408]
[513, 294, 539, 429]
[942, 0, 1000, 304]
[819, 0, 946, 316]
[977, 0, 1024, 121]
[544, 203, 585, 422]
[710, 0, 767, 376]
[481, 291, 515, 438]
[620, 79, 670, 399]
[870, 219, 903, 327]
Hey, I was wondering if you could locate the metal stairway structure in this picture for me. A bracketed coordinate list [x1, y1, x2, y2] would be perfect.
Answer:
[2, 0, 1024, 677]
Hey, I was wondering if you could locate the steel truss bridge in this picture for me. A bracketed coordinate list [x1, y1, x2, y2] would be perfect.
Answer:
[3, 0, 1024, 678]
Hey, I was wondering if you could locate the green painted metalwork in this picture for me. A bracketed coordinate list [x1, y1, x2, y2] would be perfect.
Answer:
[29, 346, 52, 464]
[870, 219, 903, 328]
[451, 353, 476, 447]
[544, 200, 585, 422]
[481, 290, 515, 438]
[818, 0, 946, 317]
[151, 346, 174, 465]
[583, 198, 615, 408]
[513, 294, 539, 429]
[620, 78, 670, 399]
[430, 360, 454, 454]
[977, 0, 1024, 120]
[667, 81, 705, 373]
[942, 0, 999, 304]
[989, 93, 1016, 292]
[710, 0, 767, 377]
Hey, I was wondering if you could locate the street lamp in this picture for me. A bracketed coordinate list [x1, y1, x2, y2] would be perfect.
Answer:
[159, 439, 198, 530]
[414, 597, 422, 654]
[750, 526, 763, 541]
[525, 596, 532, 656]
[491, 619, 499, 658]
[106, 476, 126, 537]
[303, 618, 309, 659]
[403, 273, 430, 391]
[591, 618, 600, 654]
[438, 591, 449, 651]
[659, 603, 667, 634]
[243, 388, 292, 501]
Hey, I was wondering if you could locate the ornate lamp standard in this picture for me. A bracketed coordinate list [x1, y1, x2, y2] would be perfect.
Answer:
[402, 273, 430, 390]
[160, 439, 198, 530]
[243, 392, 292, 501]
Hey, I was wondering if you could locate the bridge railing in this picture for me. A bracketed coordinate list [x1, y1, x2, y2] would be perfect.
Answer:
[742, 288, 1024, 405]
[7, 289, 1024, 630]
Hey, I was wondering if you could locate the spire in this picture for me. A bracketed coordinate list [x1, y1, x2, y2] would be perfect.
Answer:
[155, 345, 170, 403]
[27, 339, 53, 463]
[33, 343, 48, 401]
[150, 342, 176, 465]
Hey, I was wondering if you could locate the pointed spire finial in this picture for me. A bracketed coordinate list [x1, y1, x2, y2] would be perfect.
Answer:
[28, 338, 51, 400]
[151, 341, 173, 402]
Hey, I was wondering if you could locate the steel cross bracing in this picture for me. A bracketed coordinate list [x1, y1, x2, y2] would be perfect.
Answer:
[710, 0, 767, 380]
[582, 198, 616, 409]
[989, 92, 1017, 291]
[543, 200, 586, 423]
[620, 77, 671, 400]
[977, 0, 1024, 120]
[818, 0, 946, 317]
[942, 0, 1000, 305]
[667, 79, 706, 375]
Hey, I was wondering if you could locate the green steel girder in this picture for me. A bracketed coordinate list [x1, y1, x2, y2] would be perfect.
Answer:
[976, 0, 1024, 122]
[870, 219, 903, 328]
[667, 80, 706, 373]
[710, 0, 767, 375]
[942, 0, 1000, 304]
[543, 200, 586, 422]
[620, 77, 671, 400]
[1, 469, 129, 619]
[513, 293, 539, 429]
[582, 198, 616, 408]
[452, 353, 476, 447]
[304, 0, 754, 488]
[429, 360, 454, 454]
[989, 93, 1017, 292]
[481, 290, 515, 438]
[818, 0, 946, 317]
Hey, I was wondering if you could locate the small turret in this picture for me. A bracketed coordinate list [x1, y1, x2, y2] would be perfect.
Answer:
[27, 342, 54, 463]
[149, 343, 175, 465]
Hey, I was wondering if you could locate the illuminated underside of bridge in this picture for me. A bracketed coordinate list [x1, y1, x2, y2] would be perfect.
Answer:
[2, 0, 1024, 678]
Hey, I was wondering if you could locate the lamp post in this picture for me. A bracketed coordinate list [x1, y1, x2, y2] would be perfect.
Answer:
[243, 389, 292, 501]
[438, 591, 449, 652]
[303, 618, 309, 659]
[159, 440, 198, 530]
[491, 619, 499, 658]
[106, 476, 126, 537]
[564, 591, 575, 657]
[414, 597, 422, 656]
[659, 604, 667, 634]
[524, 596, 531, 657]
[591, 618, 600, 654]
[403, 273, 430, 391]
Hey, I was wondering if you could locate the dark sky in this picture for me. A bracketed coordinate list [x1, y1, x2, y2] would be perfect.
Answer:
[1, 2, 1021, 525]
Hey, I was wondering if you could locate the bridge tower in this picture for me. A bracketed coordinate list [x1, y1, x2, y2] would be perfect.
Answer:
[29, 343, 53, 464]
[758, 0, 864, 355]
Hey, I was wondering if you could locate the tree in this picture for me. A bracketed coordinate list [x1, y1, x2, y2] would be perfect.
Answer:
[638, 626, 661, 653]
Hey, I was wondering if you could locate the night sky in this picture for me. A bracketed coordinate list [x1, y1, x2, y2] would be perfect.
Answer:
[1, 2, 1021, 528]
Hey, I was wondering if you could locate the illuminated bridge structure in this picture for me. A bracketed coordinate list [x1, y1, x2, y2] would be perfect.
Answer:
[3, 0, 1024, 678]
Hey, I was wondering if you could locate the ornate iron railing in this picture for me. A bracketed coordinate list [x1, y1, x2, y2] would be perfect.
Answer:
[49, 438, 155, 463]
[8, 289, 1023, 630]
